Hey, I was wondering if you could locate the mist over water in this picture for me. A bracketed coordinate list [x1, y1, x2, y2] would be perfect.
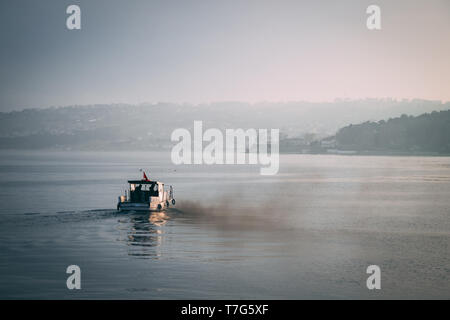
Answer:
[0, 151, 449, 299]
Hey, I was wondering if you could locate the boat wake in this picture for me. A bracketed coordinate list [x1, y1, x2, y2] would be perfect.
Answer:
[0, 208, 121, 228]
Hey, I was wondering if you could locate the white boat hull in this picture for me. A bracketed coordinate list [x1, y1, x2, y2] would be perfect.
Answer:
[118, 200, 173, 212]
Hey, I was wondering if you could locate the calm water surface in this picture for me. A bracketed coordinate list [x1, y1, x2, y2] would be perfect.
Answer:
[0, 151, 449, 299]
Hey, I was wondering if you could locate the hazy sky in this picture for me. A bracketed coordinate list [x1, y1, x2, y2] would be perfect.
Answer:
[1, 0, 449, 111]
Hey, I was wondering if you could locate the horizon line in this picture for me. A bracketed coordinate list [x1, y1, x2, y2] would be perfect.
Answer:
[3, 97, 450, 113]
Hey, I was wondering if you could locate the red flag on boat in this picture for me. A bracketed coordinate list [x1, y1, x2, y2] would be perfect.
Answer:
[143, 172, 149, 181]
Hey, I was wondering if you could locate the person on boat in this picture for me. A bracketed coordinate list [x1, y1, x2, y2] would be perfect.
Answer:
[134, 184, 142, 202]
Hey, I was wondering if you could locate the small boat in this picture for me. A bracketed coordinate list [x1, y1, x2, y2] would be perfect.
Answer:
[117, 171, 175, 212]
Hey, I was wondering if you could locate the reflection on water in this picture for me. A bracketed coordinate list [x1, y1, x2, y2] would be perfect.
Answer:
[117, 211, 171, 259]
[149, 211, 170, 227]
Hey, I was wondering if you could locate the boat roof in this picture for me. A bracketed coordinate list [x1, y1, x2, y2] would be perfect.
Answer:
[127, 180, 159, 184]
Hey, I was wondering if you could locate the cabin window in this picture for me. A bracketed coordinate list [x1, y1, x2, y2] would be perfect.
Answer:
[128, 182, 159, 203]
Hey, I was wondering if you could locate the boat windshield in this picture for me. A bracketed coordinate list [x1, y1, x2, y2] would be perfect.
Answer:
[129, 183, 159, 203]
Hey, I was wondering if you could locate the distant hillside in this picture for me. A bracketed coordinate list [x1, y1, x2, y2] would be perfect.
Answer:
[333, 110, 450, 154]
[0, 99, 449, 150]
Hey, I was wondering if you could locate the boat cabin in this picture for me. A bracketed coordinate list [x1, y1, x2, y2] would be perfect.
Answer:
[128, 180, 160, 203]
[117, 177, 175, 212]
